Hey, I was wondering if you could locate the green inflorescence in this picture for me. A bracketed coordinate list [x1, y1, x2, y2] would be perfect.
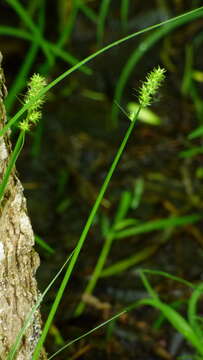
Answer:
[138, 66, 166, 108]
[19, 73, 46, 131]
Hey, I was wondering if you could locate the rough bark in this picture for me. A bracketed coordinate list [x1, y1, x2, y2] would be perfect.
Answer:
[0, 54, 46, 359]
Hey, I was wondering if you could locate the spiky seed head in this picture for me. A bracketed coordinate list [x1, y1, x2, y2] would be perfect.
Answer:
[138, 66, 166, 108]
[29, 111, 42, 124]
[18, 119, 30, 132]
[24, 73, 46, 111]
[19, 73, 46, 132]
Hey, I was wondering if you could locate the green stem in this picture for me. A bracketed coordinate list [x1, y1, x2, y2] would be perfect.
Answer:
[32, 108, 141, 359]
[75, 231, 115, 316]
[0, 131, 25, 203]
[97, 0, 111, 45]
[121, 0, 129, 31]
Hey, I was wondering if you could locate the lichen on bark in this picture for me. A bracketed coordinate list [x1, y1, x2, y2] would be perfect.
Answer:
[0, 53, 46, 359]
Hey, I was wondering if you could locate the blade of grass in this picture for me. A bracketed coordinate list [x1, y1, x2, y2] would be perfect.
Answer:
[57, 0, 79, 48]
[35, 234, 55, 255]
[141, 296, 203, 356]
[78, 0, 97, 23]
[140, 269, 194, 289]
[48, 298, 146, 359]
[113, 190, 132, 224]
[101, 228, 172, 278]
[0, 25, 31, 39]
[139, 270, 159, 299]
[114, 214, 202, 239]
[153, 300, 186, 330]
[113, 218, 140, 231]
[188, 283, 203, 338]
[121, 0, 130, 31]
[139, 272, 203, 356]
[1, 6, 203, 136]
[101, 244, 160, 277]
[97, 0, 111, 44]
[188, 126, 203, 139]
[181, 44, 193, 95]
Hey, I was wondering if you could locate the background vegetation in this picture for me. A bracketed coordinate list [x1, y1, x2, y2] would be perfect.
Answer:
[1, 1, 203, 359]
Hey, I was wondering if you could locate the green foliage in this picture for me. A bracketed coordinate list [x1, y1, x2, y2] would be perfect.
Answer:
[1, 7, 201, 137]
[35, 235, 55, 255]
[75, 198, 201, 315]
[137, 271, 203, 359]
[120, 0, 130, 31]
[97, 0, 111, 44]
[1, 2, 203, 359]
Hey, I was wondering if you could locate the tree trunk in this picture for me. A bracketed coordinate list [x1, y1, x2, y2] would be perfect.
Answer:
[0, 54, 46, 359]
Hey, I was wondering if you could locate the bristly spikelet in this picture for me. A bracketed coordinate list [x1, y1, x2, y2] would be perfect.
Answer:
[24, 74, 46, 111]
[19, 73, 46, 131]
[138, 66, 166, 108]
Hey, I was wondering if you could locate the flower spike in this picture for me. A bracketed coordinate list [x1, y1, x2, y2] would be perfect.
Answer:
[138, 66, 166, 108]
[19, 73, 46, 131]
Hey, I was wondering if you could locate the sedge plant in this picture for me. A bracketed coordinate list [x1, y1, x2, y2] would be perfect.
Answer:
[3, 66, 165, 359]
[6, 65, 203, 359]
[1, 6, 203, 358]
[31, 66, 166, 359]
